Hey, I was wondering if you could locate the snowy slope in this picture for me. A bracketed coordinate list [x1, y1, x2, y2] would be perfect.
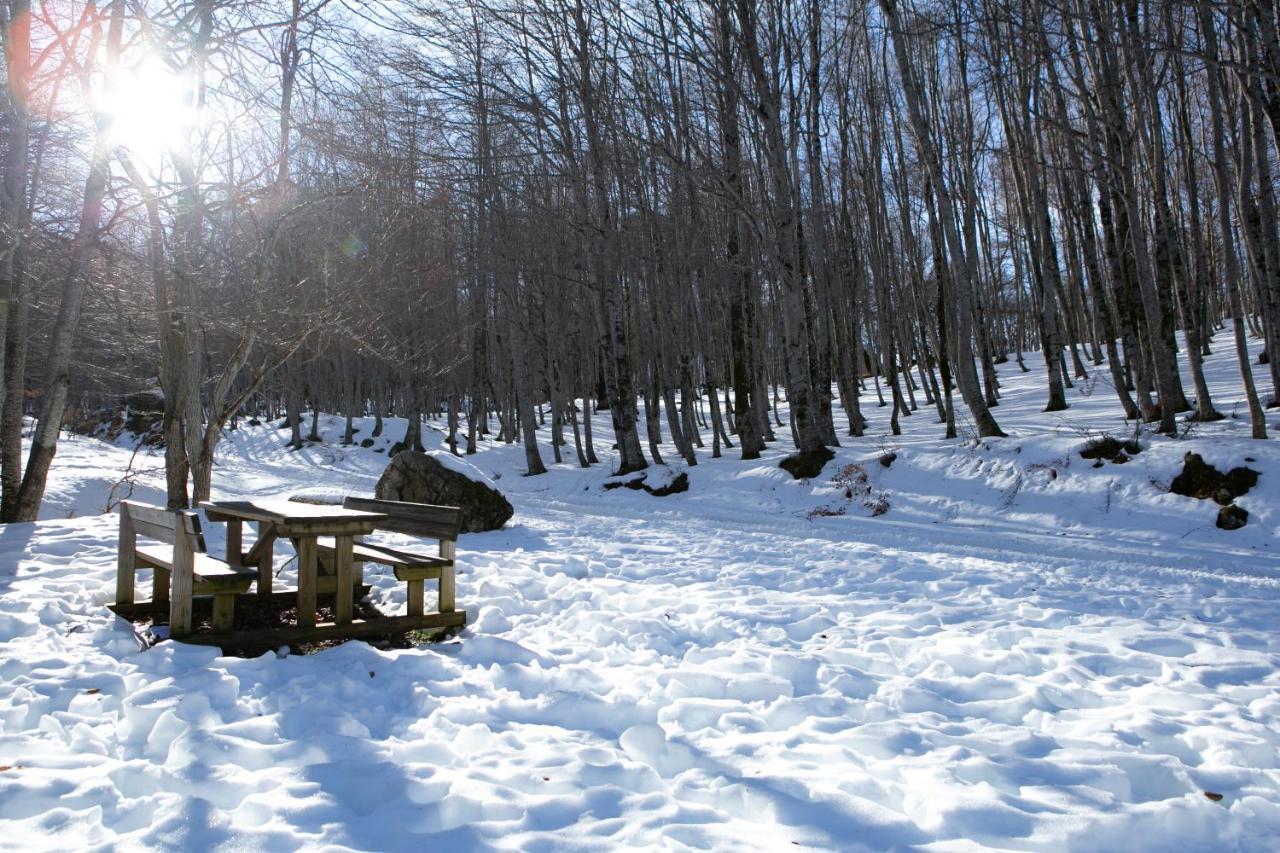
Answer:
[1, 341, 1278, 850]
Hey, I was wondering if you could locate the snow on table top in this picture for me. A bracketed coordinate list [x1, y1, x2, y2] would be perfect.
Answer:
[2, 342, 1279, 850]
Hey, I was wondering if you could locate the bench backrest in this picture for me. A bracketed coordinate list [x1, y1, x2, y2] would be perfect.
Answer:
[119, 501, 207, 552]
[342, 497, 462, 540]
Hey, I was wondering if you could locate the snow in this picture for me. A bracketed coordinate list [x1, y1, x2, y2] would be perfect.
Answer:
[425, 449, 500, 489]
[2, 342, 1279, 849]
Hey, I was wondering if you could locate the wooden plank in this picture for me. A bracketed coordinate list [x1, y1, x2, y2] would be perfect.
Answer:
[192, 561, 256, 581]
[276, 519, 382, 538]
[194, 575, 255, 594]
[267, 502, 387, 522]
[201, 500, 287, 525]
[152, 567, 170, 603]
[169, 526, 195, 638]
[116, 507, 136, 605]
[371, 518, 459, 538]
[315, 574, 368, 595]
[177, 612, 467, 649]
[344, 495, 462, 523]
[439, 539, 457, 613]
[132, 517, 179, 546]
[137, 548, 250, 582]
[244, 524, 278, 565]
[254, 521, 274, 596]
[211, 593, 235, 632]
[333, 535, 354, 625]
[203, 499, 386, 526]
[406, 579, 424, 616]
[108, 586, 373, 620]
[355, 540, 452, 568]
[226, 519, 243, 567]
[342, 497, 462, 538]
[316, 537, 451, 571]
[392, 565, 444, 583]
[296, 536, 317, 628]
[123, 502, 199, 534]
[135, 545, 175, 570]
[190, 512, 208, 554]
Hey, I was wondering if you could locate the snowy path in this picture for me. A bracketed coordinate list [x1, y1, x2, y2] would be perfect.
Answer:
[2, 343, 1280, 850]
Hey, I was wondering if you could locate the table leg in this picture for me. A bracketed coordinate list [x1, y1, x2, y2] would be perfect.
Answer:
[153, 568, 170, 603]
[256, 521, 274, 596]
[352, 534, 365, 587]
[226, 519, 243, 567]
[297, 536, 317, 628]
[334, 535, 354, 625]
[407, 579, 424, 616]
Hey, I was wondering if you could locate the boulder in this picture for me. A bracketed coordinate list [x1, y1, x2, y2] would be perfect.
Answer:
[779, 447, 835, 480]
[124, 389, 165, 413]
[1217, 504, 1249, 531]
[603, 466, 689, 497]
[375, 451, 513, 532]
[648, 472, 689, 497]
[1080, 434, 1143, 463]
[1170, 452, 1259, 504]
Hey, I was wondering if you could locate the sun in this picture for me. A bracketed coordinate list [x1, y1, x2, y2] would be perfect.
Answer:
[99, 57, 199, 173]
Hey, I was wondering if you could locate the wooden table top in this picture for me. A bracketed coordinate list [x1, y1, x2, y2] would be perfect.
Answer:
[201, 498, 387, 528]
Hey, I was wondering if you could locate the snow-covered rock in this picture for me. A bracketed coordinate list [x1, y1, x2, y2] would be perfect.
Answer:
[375, 450, 513, 531]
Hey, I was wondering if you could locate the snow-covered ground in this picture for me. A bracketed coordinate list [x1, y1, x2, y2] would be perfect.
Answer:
[2, 341, 1279, 850]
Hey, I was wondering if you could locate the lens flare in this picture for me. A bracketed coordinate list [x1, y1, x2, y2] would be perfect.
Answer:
[98, 57, 199, 172]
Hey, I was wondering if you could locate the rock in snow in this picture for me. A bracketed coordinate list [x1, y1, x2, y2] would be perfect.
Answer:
[375, 450, 513, 532]
[602, 465, 689, 496]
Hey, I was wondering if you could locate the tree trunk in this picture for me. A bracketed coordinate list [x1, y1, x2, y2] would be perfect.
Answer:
[12, 0, 124, 521]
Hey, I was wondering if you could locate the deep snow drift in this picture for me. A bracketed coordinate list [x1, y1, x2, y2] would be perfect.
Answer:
[1, 342, 1279, 851]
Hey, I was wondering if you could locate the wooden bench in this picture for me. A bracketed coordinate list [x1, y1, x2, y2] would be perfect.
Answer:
[312, 497, 461, 617]
[115, 501, 257, 636]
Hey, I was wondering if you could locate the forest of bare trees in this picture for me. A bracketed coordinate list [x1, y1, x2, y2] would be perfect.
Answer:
[0, 0, 1277, 517]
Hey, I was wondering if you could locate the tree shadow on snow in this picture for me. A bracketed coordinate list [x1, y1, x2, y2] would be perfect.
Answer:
[0, 521, 37, 594]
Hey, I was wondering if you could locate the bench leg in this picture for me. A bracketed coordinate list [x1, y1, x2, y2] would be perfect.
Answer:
[352, 534, 365, 588]
[152, 567, 171, 603]
[438, 539, 456, 614]
[256, 522, 274, 597]
[407, 579, 424, 616]
[170, 545, 194, 639]
[334, 535, 354, 625]
[212, 593, 236, 632]
[438, 566, 455, 614]
[116, 512, 136, 605]
[115, 563, 135, 607]
[226, 519, 243, 566]
[297, 536, 318, 629]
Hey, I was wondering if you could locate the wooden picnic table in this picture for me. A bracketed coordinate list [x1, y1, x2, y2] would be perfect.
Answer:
[201, 498, 387, 629]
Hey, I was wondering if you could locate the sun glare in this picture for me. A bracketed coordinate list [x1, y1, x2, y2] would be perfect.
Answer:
[99, 58, 199, 173]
